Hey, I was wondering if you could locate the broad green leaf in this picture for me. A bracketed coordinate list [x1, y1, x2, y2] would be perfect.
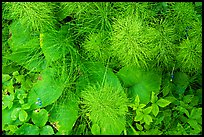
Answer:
[141, 71, 162, 94]
[91, 124, 100, 135]
[28, 68, 64, 109]
[31, 109, 48, 127]
[100, 117, 126, 135]
[151, 91, 158, 103]
[136, 123, 143, 131]
[19, 109, 28, 122]
[125, 67, 161, 104]
[40, 125, 54, 135]
[128, 83, 151, 104]
[16, 123, 39, 135]
[117, 66, 161, 93]
[173, 72, 189, 94]
[11, 108, 21, 121]
[6, 50, 46, 72]
[76, 62, 123, 95]
[143, 106, 152, 114]
[117, 66, 143, 87]
[135, 111, 144, 121]
[7, 21, 46, 72]
[152, 104, 159, 117]
[161, 85, 170, 97]
[156, 99, 171, 108]
[41, 29, 69, 64]
[49, 92, 79, 134]
[143, 115, 152, 125]
[8, 21, 35, 51]
[85, 62, 123, 89]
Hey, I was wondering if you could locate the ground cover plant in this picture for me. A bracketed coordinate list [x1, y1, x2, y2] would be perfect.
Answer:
[2, 2, 202, 135]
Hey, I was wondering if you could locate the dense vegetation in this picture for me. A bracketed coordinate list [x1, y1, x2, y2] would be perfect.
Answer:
[2, 2, 202, 135]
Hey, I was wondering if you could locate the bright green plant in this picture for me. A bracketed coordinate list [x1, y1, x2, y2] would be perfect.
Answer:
[81, 82, 128, 135]
[111, 14, 160, 69]
[82, 32, 110, 63]
[150, 92, 171, 117]
[3, 2, 56, 32]
[2, 2, 202, 135]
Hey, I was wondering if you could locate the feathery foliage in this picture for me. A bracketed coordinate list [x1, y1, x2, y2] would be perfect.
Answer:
[2, 2, 202, 135]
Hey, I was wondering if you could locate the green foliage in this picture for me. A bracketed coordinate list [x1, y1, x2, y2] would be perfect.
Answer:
[81, 82, 128, 135]
[4, 2, 56, 31]
[16, 123, 40, 135]
[117, 65, 161, 104]
[82, 32, 110, 63]
[2, 2, 202, 135]
[39, 125, 55, 135]
[49, 91, 79, 134]
[6, 20, 46, 72]
[27, 68, 64, 109]
[31, 109, 48, 127]
[111, 15, 160, 68]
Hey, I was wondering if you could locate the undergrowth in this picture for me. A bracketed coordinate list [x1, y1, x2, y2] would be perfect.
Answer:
[2, 2, 202, 135]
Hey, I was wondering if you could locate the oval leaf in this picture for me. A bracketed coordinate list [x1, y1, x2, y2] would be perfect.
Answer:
[152, 104, 159, 117]
[28, 68, 64, 109]
[143, 106, 152, 114]
[19, 109, 28, 122]
[143, 115, 152, 125]
[135, 111, 144, 121]
[117, 66, 161, 94]
[156, 99, 171, 108]
[11, 108, 21, 121]
[128, 83, 151, 104]
[49, 92, 79, 134]
[31, 109, 48, 127]
[136, 123, 143, 131]
[40, 125, 54, 135]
